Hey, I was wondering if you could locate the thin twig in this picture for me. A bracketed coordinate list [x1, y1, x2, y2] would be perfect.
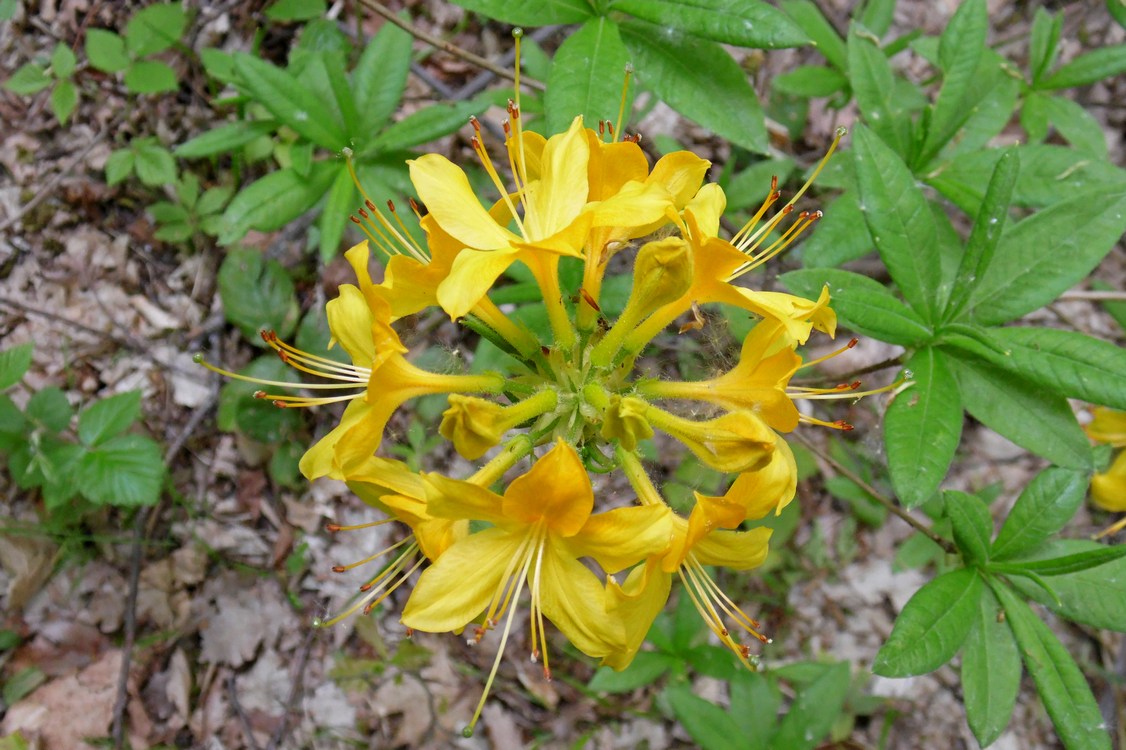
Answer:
[1059, 290, 1126, 302]
[791, 354, 904, 387]
[228, 674, 264, 750]
[111, 506, 149, 750]
[792, 431, 957, 555]
[0, 125, 109, 233]
[358, 0, 545, 91]
[265, 626, 317, 750]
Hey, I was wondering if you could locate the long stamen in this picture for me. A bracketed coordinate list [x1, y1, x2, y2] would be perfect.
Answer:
[728, 210, 822, 280]
[730, 180, 779, 246]
[464, 543, 535, 737]
[344, 149, 429, 263]
[528, 530, 551, 680]
[331, 535, 414, 572]
[316, 542, 424, 627]
[797, 338, 859, 370]
[470, 118, 527, 239]
[614, 63, 633, 143]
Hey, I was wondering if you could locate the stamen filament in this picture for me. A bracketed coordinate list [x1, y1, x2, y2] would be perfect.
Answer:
[798, 338, 860, 370]
[194, 355, 364, 390]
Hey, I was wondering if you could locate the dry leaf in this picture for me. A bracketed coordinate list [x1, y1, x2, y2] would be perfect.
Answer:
[0, 534, 57, 611]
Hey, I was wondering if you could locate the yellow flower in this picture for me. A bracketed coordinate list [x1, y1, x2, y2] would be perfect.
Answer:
[401, 441, 672, 734]
[1091, 450, 1126, 513]
[1087, 407, 1126, 447]
[439, 390, 558, 460]
[644, 406, 777, 473]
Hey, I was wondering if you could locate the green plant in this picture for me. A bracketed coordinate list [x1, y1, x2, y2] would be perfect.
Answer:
[147, 173, 233, 244]
[0, 343, 166, 518]
[84, 2, 188, 94]
[2, 42, 78, 124]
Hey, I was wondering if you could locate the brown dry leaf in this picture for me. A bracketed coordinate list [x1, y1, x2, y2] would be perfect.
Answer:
[371, 674, 437, 748]
[0, 534, 57, 611]
[0, 649, 144, 749]
[482, 703, 523, 748]
[199, 575, 296, 667]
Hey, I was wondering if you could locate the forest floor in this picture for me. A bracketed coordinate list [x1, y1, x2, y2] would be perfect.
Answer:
[1, 1, 1124, 749]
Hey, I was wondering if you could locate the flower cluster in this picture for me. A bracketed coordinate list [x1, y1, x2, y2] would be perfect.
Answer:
[198, 72, 883, 734]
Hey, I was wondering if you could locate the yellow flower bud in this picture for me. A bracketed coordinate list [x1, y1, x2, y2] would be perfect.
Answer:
[646, 406, 776, 473]
[628, 237, 694, 314]
[440, 390, 558, 460]
[601, 395, 654, 450]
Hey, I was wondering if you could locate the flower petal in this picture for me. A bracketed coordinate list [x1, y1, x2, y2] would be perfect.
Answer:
[401, 527, 523, 632]
[523, 117, 589, 240]
[408, 153, 518, 250]
[648, 150, 711, 208]
[563, 504, 673, 573]
[693, 527, 773, 570]
[603, 561, 671, 670]
[436, 247, 523, 319]
[325, 284, 376, 367]
[423, 472, 508, 527]
[503, 441, 593, 536]
[537, 535, 625, 657]
[298, 398, 371, 480]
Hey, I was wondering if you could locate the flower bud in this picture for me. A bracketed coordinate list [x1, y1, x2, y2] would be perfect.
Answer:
[629, 237, 694, 314]
[646, 407, 776, 473]
[439, 390, 558, 460]
[600, 395, 654, 450]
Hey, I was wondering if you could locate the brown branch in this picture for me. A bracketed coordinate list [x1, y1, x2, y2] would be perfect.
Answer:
[265, 625, 317, 750]
[228, 674, 264, 750]
[792, 431, 957, 555]
[111, 507, 148, 750]
[358, 0, 545, 92]
[1059, 290, 1126, 302]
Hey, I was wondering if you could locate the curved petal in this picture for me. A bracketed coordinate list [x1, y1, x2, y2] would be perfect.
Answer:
[298, 398, 371, 480]
[1088, 408, 1126, 447]
[325, 285, 376, 367]
[523, 116, 590, 240]
[586, 133, 648, 200]
[537, 536, 625, 657]
[648, 150, 711, 208]
[693, 527, 773, 570]
[408, 154, 518, 250]
[588, 181, 674, 230]
[723, 437, 798, 521]
[423, 473, 509, 527]
[684, 183, 726, 238]
[1091, 450, 1126, 512]
[436, 247, 523, 320]
[563, 504, 673, 573]
[603, 561, 672, 670]
[401, 527, 523, 632]
[503, 441, 593, 536]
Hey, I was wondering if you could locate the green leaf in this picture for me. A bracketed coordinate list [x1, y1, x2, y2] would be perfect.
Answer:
[27, 387, 72, 432]
[955, 327, 1126, 411]
[1028, 8, 1061, 86]
[961, 585, 1020, 747]
[613, 0, 808, 49]
[944, 148, 1017, 322]
[991, 467, 1088, 561]
[859, 0, 894, 36]
[873, 567, 982, 677]
[589, 652, 678, 693]
[993, 545, 1126, 577]
[991, 582, 1112, 750]
[665, 685, 743, 750]
[947, 354, 1092, 470]
[778, 1, 846, 71]
[197, 185, 233, 216]
[0, 342, 33, 390]
[133, 139, 177, 187]
[78, 390, 141, 447]
[266, 0, 326, 21]
[852, 124, 942, 321]
[200, 47, 237, 83]
[104, 149, 134, 186]
[0, 395, 25, 452]
[368, 100, 483, 152]
[124, 60, 179, 94]
[781, 269, 932, 346]
[218, 162, 337, 243]
[302, 53, 360, 141]
[772, 662, 851, 750]
[772, 64, 847, 97]
[124, 3, 187, 57]
[78, 433, 165, 507]
[3, 63, 51, 94]
[50, 43, 76, 78]
[847, 26, 911, 157]
[620, 21, 767, 153]
[352, 20, 412, 136]
[545, 17, 631, 135]
[218, 248, 299, 343]
[884, 349, 962, 509]
[1008, 540, 1126, 632]
[233, 54, 346, 150]
[1110, 0, 1126, 29]
[945, 490, 992, 565]
[969, 188, 1126, 326]
[50, 80, 77, 124]
[174, 120, 278, 158]
[318, 165, 354, 262]
[796, 191, 874, 267]
[85, 29, 130, 73]
[925, 144, 1126, 215]
[1042, 95, 1107, 157]
[919, 0, 986, 164]
[451, 0, 593, 25]
[1040, 43, 1126, 89]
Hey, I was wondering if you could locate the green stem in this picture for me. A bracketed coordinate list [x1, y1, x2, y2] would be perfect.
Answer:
[616, 447, 666, 507]
[469, 435, 533, 486]
[526, 253, 576, 350]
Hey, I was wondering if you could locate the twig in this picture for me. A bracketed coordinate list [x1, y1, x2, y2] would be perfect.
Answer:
[111, 507, 149, 750]
[0, 124, 109, 233]
[1059, 290, 1126, 302]
[265, 626, 317, 750]
[792, 431, 957, 555]
[357, 0, 545, 91]
[791, 354, 903, 387]
[228, 674, 264, 750]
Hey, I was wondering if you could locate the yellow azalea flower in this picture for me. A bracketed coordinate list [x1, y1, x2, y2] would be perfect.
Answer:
[1087, 407, 1126, 447]
[1091, 450, 1126, 513]
[644, 406, 777, 473]
[604, 448, 793, 669]
[401, 441, 672, 734]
